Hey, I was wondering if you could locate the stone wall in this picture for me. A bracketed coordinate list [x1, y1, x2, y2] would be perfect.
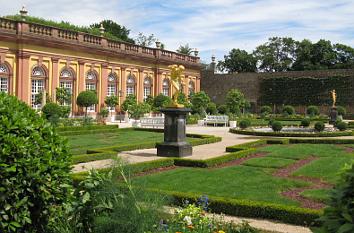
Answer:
[201, 69, 354, 114]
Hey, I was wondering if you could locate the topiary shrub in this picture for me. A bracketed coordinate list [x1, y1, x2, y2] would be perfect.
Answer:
[306, 105, 320, 117]
[271, 121, 283, 132]
[260, 105, 272, 116]
[336, 121, 348, 131]
[300, 118, 311, 127]
[316, 164, 354, 233]
[282, 105, 295, 116]
[77, 90, 98, 117]
[217, 104, 228, 114]
[0, 93, 72, 233]
[239, 119, 251, 129]
[336, 106, 346, 116]
[314, 121, 325, 132]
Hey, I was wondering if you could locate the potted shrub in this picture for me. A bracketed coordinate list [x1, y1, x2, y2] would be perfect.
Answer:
[314, 121, 325, 132]
[239, 118, 251, 129]
[336, 121, 348, 131]
[105, 95, 119, 122]
[99, 108, 109, 124]
[128, 102, 151, 127]
[228, 114, 237, 128]
[271, 121, 283, 132]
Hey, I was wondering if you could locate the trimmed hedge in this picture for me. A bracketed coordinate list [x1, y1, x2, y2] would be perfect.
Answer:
[230, 128, 353, 137]
[150, 190, 322, 226]
[57, 124, 118, 131]
[289, 138, 354, 144]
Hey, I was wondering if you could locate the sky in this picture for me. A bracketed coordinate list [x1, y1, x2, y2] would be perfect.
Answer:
[0, 0, 353, 63]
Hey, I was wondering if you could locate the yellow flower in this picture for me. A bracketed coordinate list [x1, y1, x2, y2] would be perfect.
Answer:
[218, 231, 225, 233]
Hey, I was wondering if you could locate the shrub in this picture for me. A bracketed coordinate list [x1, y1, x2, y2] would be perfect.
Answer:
[301, 118, 311, 127]
[187, 114, 200, 125]
[206, 102, 217, 115]
[239, 119, 251, 129]
[77, 90, 98, 117]
[271, 121, 283, 132]
[0, 93, 72, 233]
[217, 104, 228, 114]
[335, 121, 347, 131]
[307, 105, 320, 116]
[317, 164, 354, 233]
[56, 87, 72, 106]
[314, 121, 325, 132]
[42, 102, 63, 125]
[282, 105, 295, 116]
[128, 102, 151, 120]
[260, 105, 272, 115]
[99, 107, 109, 118]
[104, 95, 119, 112]
[153, 94, 172, 110]
[336, 106, 346, 116]
[225, 89, 248, 115]
[190, 91, 210, 116]
[121, 94, 137, 112]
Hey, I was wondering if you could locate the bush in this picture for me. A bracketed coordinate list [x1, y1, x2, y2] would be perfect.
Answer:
[206, 102, 217, 115]
[239, 119, 251, 129]
[42, 102, 63, 125]
[306, 105, 320, 116]
[282, 105, 295, 116]
[314, 121, 325, 132]
[317, 164, 354, 233]
[121, 94, 137, 112]
[225, 89, 248, 115]
[77, 90, 98, 117]
[187, 114, 200, 125]
[190, 91, 210, 116]
[301, 118, 311, 127]
[128, 102, 151, 120]
[335, 121, 347, 131]
[0, 93, 72, 233]
[99, 107, 109, 118]
[153, 94, 172, 110]
[271, 121, 283, 132]
[104, 95, 119, 111]
[260, 105, 272, 115]
[217, 104, 228, 114]
[336, 106, 346, 116]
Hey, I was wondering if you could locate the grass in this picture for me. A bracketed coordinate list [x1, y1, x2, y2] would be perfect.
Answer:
[301, 189, 331, 203]
[66, 128, 200, 155]
[132, 143, 354, 208]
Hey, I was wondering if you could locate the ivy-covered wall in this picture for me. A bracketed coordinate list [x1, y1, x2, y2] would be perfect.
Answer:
[259, 76, 354, 106]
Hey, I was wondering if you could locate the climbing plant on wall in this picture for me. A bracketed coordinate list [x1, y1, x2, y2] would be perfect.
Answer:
[259, 76, 354, 106]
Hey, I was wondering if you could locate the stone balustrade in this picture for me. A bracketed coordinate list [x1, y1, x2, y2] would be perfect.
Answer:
[0, 17, 200, 65]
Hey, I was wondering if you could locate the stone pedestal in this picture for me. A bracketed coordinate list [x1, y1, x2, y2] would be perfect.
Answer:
[157, 108, 192, 157]
[329, 107, 338, 125]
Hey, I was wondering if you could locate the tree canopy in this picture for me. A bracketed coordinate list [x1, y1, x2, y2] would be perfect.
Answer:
[90, 19, 135, 43]
[177, 44, 194, 55]
[218, 37, 354, 73]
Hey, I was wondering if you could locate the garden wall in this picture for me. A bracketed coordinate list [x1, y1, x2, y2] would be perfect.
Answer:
[201, 69, 354, 115]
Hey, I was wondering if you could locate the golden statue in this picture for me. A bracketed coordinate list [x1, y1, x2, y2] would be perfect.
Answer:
[168, 64, 185, 108]
[330, 89, 337, 107]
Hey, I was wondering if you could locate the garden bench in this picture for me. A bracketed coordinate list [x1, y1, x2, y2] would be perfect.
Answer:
[140, 117, 165, 128]
[204, 115, 229, 127]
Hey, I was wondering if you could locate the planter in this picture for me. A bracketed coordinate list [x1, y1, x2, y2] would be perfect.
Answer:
[197, 120, 205, 126]
[229, 120, 237, 128]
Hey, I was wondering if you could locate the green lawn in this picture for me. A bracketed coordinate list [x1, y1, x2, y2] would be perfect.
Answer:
[66, 128, 200, 155]
[132, 144, 354, 208]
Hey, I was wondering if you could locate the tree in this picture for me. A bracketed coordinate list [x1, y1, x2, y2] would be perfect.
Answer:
[0, 92, 72, 233]
[76, 91, 98, 117]
[292, 39, 314, 71]
[190, 91, 210, 116]
[42, 102, 64, 125]
[90, 19, 134, 43]
[253, 37, 297, 72]
[153, 94, 172, 110]
[333, 43, 354, 69]
[104, 95, 119, 116]
[55, 87, 71, 106]
[121, 95, 137, 112]
[128, 102, 151, 119]
[177, 44, 193, 55]
[309, 39, 337, 69]
[217, 49, 257, 73]
[225, 89, 247, 115]
[135, 33, 158, 47]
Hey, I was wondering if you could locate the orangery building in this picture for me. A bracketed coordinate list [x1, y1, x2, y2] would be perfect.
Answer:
[0, 16, 201, 115]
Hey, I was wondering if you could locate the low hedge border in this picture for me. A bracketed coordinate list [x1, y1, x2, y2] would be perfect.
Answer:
[149, 189, 322, 226]
[59, 128, 121, 136]
[57, 125, 118, 132]
[230, 128, 353, 137]
[288, 138, 354, 144]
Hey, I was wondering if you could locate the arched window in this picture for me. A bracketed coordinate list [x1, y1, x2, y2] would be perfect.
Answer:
[126, 74, 136, 96]
[189, 81, 195, 95]
[85, 70, 98, 112]
[31, 65, 47, 110]
[59, 67, 75, 106]
[0, 63, 9, 93]
[162, 78, 170, 96]
[143, 76, 152, 100]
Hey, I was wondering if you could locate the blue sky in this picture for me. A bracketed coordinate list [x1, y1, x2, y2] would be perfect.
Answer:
[1, 0, 353, 63]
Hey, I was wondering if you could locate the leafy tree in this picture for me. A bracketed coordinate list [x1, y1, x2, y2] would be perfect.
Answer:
[104, 95, 119, 115]
[217, 104, 228, 114]
[90, 19, 134, 43]
[333, 43, 354, 69]
[177, 44, 193, 55]
[206, 102, 217, 115]
[292, 39, 314, 71]
[0, 92, 72, 233]
[42, 102, 63, 125]
[253, 37, 297, 72]
[153, 94, 172, 110]
[190, 91, 210, 116]
[310, 39, 337, 69]
[217, 48, 257, 73]
[128, 102, 151, 119]
[225, 89, 247, 115]
[76, 91, 98, 117]
[99, 108, 109, 119]
[177, 92, 191, 108]
[135, 33, 159, 47]
[121, 95, 137, 112]
[55, 87, 71, 106]
[35, 91, 52, 106]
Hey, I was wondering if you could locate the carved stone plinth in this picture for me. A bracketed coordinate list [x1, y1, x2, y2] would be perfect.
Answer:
[157, 108, 192, 157]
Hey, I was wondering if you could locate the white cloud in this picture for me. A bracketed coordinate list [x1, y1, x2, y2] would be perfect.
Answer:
[0, 0, 353, 62]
